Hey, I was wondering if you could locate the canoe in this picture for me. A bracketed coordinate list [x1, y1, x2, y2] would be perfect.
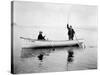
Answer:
[20, 37, 84, 49]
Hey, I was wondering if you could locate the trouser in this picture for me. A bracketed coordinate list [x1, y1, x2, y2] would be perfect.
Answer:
[68, 35, 74, 40]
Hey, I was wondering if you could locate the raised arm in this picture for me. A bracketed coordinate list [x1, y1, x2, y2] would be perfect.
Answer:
[67, 24, 70, 29]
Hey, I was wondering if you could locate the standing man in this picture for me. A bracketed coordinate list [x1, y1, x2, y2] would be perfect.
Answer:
[67, 24, 75, 40]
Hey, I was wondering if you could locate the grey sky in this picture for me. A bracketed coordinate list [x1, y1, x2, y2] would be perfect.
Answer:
[14, 1, 98, 30]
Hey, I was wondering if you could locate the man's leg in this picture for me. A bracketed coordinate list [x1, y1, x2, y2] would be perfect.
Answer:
[72, 37, 73, 40]
[71, 35, 74, 40]
[69, 35, 71, 40]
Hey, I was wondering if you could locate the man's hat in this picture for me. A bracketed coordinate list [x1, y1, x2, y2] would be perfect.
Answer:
[39, 31, 43, 33]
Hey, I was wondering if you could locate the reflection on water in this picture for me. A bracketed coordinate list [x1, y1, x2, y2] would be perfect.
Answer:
[67, 48, 74, 63]
[14, 46, 97, 73]
[21, 48, 54, 59]
[17, 47, 90, 73]
[14, 45, 97, 74]
[38, 54, 44, 62]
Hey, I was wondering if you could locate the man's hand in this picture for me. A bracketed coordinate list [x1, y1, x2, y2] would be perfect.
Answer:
[67, 24, 69, 26]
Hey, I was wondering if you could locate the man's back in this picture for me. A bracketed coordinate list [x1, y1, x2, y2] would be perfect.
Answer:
[38, 34, 45, 40]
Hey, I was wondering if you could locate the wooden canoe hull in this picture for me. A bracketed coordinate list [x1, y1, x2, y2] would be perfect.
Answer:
[22, 39, 84, 49]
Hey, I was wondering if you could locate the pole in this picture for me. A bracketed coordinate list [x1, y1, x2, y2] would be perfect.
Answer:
[74, 34, 81, 47]
[67, 57, 69, 71]
[67, 6, 82, 48]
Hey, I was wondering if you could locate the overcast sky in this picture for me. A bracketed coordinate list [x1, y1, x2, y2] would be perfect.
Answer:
[14, 1, 98, 30]
[13, 1, 98, 40]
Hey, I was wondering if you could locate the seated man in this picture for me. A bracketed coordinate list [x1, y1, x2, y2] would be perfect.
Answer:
[37, 31, 45, 40]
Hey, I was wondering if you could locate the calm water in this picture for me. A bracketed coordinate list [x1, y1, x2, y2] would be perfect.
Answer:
[13, 26, 97, 74]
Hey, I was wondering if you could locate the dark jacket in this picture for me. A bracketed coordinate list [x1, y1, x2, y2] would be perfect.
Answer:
[67, 25, 75, 36]
[38, 34, 45, 40]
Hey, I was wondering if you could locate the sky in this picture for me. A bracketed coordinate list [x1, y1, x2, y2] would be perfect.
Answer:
[13, 1, 98, 40]
[14, 1, 97, 29]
